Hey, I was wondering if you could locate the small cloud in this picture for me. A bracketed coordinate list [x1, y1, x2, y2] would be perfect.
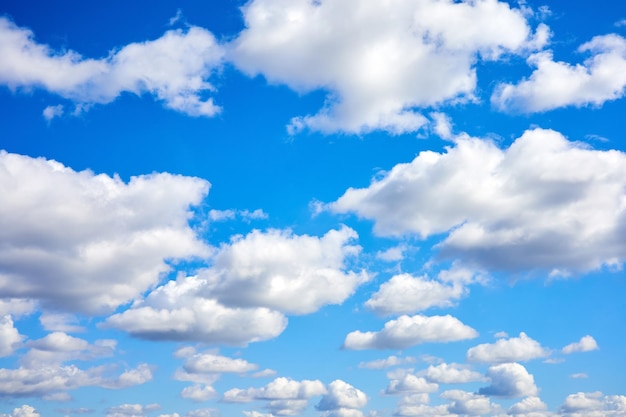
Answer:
[169, 9, 185, 26]
[562, 335, 599, 354]
[494, 331, 508, 339]
[615, 18, 626, 27]
[543, 358, 565, 364]
[43, 105, 64, 122]
[570, 373, 589, 379]
[375, 245, 407, 262]
[585, 133, 609, 142]
[251, 369, 276, 378]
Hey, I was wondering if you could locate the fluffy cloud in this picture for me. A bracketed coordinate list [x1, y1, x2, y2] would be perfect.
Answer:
[385, 375, 438, 395]
[421, 363, 484, 384]
[509, 396, 548, 415]
[478, 363, 538, 398]
[562, 335, 599, 354]
[102, 275, 287, 346]
[180, 385, 218, 402]
[223, 377, 327, 415]
[0, 405, 40, 417]
[560, 392, 626, 417]
[202, 227, 369, 314]
[358, 355, 416, 370]
[0, 17, 223, 116]
[329, 128, 626, 274]
[0, 151, 210, 315]
[0, 315, 23, 357]
[342, 314, 477, 350]
[466, 333, 550, 363]
[179, 350, 258, 375]
[230, 0, 546, 134]
[20, 332, 115, 367]
[317, 380, 367, 414]
[492, 34, 626, 112]
[364, 273, 466, 316]
[0, 362, 152, 398]
[441, 390, 500, 416]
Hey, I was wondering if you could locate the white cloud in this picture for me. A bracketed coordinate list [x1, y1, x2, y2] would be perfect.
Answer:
[106, 404, 160, 417]
[560, 392, 626, 417]
[393, 403, 453, 417]
[230, 0, 546, 134]
[0, 405, 40, 417]
[571, 373, 589, 379]
[562, 335, 599, 354]
[385, 375, 438, 395]
[176, 348, 258, 375]
[342, 314, 478, 350]
[364, 273, 466, 316]
[0, 299, 36, 317]
[0, 151, 210, 315]
[358, 355, 416, 370]
[223, 377, 326, 415]
[39, 312, 85, 333]
[317, 380, 367, 410]
[329, 128, 626, 274]
[42, 104, 64, 122]
[375, 245, 407, 262]
[478, 363, 538, 398]
[0, 362, 152, 398]
[466, 332, 550, 363]
[442, 390, 499, 416]
[102, 275, 287, 346]
[0, 17, 224, 116]
[421, 363, 484, 384]
[180, 384, 218, 402]
[204, 227, 369, 315]
[508, 396, 548, 415]
[0, 315, 23, 357]
[493, 34, 626, 112]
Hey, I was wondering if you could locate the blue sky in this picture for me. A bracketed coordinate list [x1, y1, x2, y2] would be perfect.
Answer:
[1, 1, 626, 417]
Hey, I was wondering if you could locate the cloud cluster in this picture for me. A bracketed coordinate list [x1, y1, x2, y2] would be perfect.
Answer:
[223, 377, 327, 415]
[421, 363, 484, 384]
[0, 151, 210, 315]
[342, 314, 477, 350]
[230, 0, 547, 134]
[329, 128, 626, 274]
[104, 226, 367, 344]
[493, 34, 626, 112]
[316, 380, 368, 417]
[0, 17, 224, 116]
[560, 392, 626, 417]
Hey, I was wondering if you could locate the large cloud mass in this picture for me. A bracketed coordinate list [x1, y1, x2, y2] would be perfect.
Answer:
[230, 0, 547, 134]
[0, 151, 210, 314]
[329, 128, 626, 274]
[0, 17, 224, 116]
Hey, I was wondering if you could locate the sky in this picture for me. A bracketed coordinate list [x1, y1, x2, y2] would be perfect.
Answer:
[0, 0, 625, 416]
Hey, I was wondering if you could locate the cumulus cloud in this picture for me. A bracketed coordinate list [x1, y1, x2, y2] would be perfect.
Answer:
[364, 273, 466, 316]
[508, 396, 549, 415]
[562, 335, 599, 354]
[560, 392, 626, 417]
[230, 0, 547, 134]
[384, 375, 438, 395]
[317, 380, 367, 417]
[102, 275, 287, 346]
[421, 363, 484, 384]
[342, 314, 477, 350]
[466, 333, 550, 363]
[492, 34, 626, 112]
[329, 128, 626, 274]
[0, 362, 152, 398]
[0, 299, 36, 317]
[201, 226, 369, 314]
[0, 405, 40, 417]
[0, 17, 223, 116]
[0, 151, 210, 315]
[179, 350, 258, 375]
[180, 385, 218, 402]
[478, 363, 538, 398]
[39, 312, 85, 333]
[442, 390, 500, 416]
[0, 315, 23, 357]
[358, 355, 416, 370]
[223, 377, 326, 415]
